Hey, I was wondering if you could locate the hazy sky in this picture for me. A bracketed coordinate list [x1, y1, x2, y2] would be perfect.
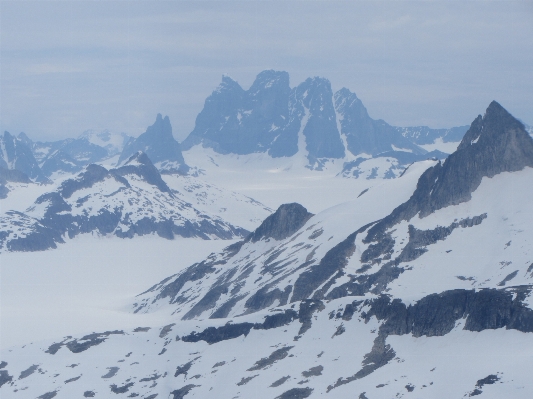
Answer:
[1, 1, 532, 142]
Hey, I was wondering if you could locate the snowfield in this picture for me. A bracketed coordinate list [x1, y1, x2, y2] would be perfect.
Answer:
[0, 235, 232, 349]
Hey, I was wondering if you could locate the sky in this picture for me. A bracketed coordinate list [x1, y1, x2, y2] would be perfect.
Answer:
[0, 1, 532, 142]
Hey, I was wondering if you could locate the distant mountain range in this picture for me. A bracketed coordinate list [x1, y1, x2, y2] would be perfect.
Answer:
[181, 70, 470, 169]
[1, 70, 481, 183]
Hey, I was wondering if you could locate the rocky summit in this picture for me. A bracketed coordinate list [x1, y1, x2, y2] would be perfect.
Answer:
[181, 70, 471, 171]
[118, 114, 189, 174]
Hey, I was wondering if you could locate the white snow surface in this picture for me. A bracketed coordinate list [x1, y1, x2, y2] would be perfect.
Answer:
[162, 174, 272, 231]
[183, 146, 404, 215]
[419, 137, 460, 154]
[79, 129, 131, 156]
[0, 235, 232, 349]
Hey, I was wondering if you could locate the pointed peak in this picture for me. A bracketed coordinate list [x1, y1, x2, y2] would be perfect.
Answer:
[247, 203, 313, 243]
[221, 74, 238, 85]
[124, 151, 153, 167]
[214, 75, 244, 95]
[304, 76, 331, 86]
[336, 87, 354, 96]
[116, 151, 171, 194]
[252, 70, 289, 86]
[17, 132, 32, 142]
[458, 101, 528, 152]
[486, 100, 509, 115]
[334, 87, 359, 101]
[152, 113, 171, 127]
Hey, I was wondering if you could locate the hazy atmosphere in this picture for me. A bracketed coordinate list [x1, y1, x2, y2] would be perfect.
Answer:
[1, 1, 532, 141]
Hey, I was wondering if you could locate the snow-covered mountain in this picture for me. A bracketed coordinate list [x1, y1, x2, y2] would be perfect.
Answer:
[28, 135, 109, 178]
[2, 101, 532, 399]
[0, 151, 270, 253]
[181, 70, 468, 175]
[79, 129, 131, 157]
[16, 130, 129, 178]
[118, 114, 189, 174]
[0, 131, 48, 183]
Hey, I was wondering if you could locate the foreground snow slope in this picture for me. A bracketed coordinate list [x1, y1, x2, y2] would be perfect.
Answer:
[2, 295, 532, 399]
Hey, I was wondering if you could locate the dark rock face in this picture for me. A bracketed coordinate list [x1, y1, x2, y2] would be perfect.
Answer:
[170, 384, 198, 399]
[302, 365, 323, 377]
[118, 114, 188, 173]
[271, 376, 291, 387]
[181, 72, 345, 163]
[256, 309, 298, 330]
[110, 382, 134, 393]
[297, 300, 325, 335]
[0, 131, 48, 182]
[364, 287, 533, 337]
[476, 374, 500, 388]
[59, 163, 117, 198]
[364, 101, 533, 245]
[248, 346, 293, 371]
[174, 360, 196, 378]
[182, 323, 255, 344]
[181, 310, 298, 344]
[395, 214, 487, 264]
[182, 71, 292, 156]
[37, 391, 57, 399]
[181, 71, 439, 164]
[275, 387, 313, 399]
[0, 166, 31, 184]
[247, 203, 313, 243]
[296, 77, 345, 160]
[0, 370, 12, 388]
[67, 331, 125, 354]
[334, 88, 426, 156]
[328, 334, 396, 391]
[151, 253, 228, 307]
[18, 364, 39, 379]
